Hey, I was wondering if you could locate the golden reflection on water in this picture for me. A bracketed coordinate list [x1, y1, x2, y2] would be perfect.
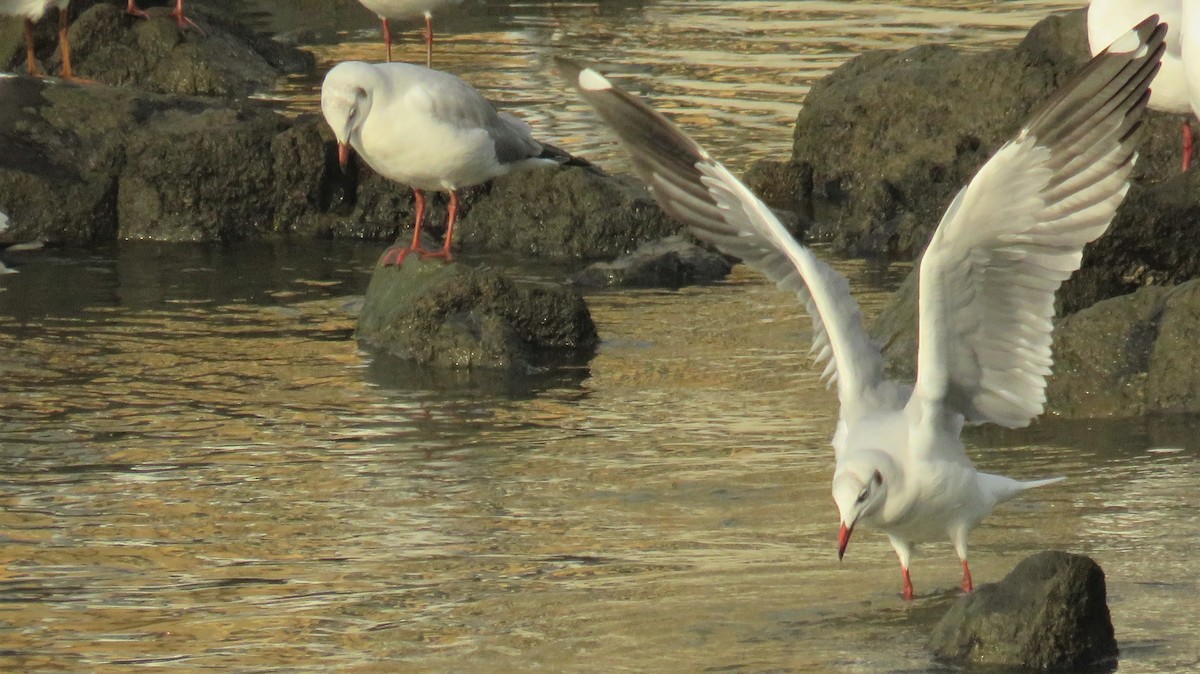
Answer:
[2, 247, 1197, 671]
[274, 0, 1087, 172]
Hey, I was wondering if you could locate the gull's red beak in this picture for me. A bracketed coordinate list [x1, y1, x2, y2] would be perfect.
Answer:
[838, 522, 853, 560]
[338, 142, 350, 170]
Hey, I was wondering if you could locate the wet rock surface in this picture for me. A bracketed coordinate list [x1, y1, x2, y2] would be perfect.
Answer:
[571, 235, 732, 289]
[1048, 279, 1200, 418]
[0, 74, 675, 253]
[928, 551, 1118, 670]
[355, 257, 599, 372]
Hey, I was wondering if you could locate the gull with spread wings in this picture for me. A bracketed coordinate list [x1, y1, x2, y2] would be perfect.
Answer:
[558, 17, 1165, 599]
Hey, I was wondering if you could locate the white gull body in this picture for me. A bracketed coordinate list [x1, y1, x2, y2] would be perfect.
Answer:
[321, 60, 559, 261]
[1181, 1, 1200, 118]
[357, 0, 463, 66]
[561, 18, 1165, 599]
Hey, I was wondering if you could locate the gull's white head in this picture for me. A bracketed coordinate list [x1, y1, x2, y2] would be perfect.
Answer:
[831, 457, 889, 560]
[320, 61, 379, 169]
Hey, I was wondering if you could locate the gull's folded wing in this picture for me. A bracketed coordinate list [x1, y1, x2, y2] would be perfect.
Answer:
[558, 58, 894, 422]
[912, 17, 1165, 430]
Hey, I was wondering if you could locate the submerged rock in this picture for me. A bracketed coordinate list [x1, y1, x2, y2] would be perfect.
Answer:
[571, 235, 732, 289]
[928, 551, 1118, 670]
[355, 258, 598, 372]
[1, 1, 314, 96]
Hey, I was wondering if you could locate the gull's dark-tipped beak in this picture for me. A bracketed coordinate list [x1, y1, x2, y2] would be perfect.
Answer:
[838, 522, 853, 560]
[338, 142, 350, 170]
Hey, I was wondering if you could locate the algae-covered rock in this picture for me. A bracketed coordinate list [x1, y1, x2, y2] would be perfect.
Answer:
[1060, 168, 1200, 314]
[356, 258, 598, 372]
[1045, 286, 1169, 419]
[741, 158, 814, 236]
[1047, 278, 1200, 418]
[571, 235, 732, 289]
[928, 551, 1118, 670]
[0, 76, 301, 243]
[454, 164, 679, 261]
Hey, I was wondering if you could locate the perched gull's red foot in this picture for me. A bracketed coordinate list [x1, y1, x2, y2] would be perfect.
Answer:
[961, 560, 974, 593]
[418, 190, 459, 262]
[124, 0, 150, 19]
[378, 189, 436, 266]
[321, 61, 565, 272]
[127, 0, 204, 34]
[901, 567, 914, 601]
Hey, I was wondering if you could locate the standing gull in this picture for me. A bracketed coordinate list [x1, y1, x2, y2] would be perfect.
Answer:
[321, 60, 567, 263]
[356, 0, 463, 67]
[559, 16, 1164, 599]
[2, 0, 77, 79]
[1088, 0, 1191, 168]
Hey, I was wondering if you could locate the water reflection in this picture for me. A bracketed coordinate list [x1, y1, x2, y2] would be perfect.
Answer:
[268, 0, 1086, 173]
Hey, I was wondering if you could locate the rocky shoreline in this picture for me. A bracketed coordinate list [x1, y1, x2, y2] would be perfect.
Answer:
[4, 3, 1200, 421]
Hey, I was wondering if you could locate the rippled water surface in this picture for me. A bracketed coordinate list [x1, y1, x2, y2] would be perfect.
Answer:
[4, 1, 1200, 672]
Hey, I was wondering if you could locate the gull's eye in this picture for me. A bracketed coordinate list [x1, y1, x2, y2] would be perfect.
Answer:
[855, 490, 868, 505]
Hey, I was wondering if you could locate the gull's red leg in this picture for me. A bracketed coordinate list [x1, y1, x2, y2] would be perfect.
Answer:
[423, 13, 433, 68]
[421, 190, 458, 261]
[171, 0, 204, 34]
[379, 189, 433, 266]
[961, 559, 974, 593]
[23, 18, 39, 77]
[381, 17, 393, 63]
[901, 567, 914, 601]
[1183, 121, 1194, 172]
[125, 0, 150, 20]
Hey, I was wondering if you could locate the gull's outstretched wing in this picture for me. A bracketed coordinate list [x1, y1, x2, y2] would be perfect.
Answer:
[557, 58, 894, 423]
[911, 17, 1165, 431]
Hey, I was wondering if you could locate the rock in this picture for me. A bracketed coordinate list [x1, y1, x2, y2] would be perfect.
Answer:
[454, 165, 680, 261]
[741, 159, 814, 237]
[772, 8, 1186, 264]
[355, 258, 598, 372]
[1059, 168, 1200, 314]
[1, 2, 314, 97]
[571, 235, 732, 289]
[1048, 278, 1200, 418]
[1044, 285, 1169, 418]
[0, 76, 671, 252]
[928, 551, 1118, 670]
[0, 76, 290, 244]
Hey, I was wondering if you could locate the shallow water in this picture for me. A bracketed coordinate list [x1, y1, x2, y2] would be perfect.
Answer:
[3, 1, 1200, 672]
